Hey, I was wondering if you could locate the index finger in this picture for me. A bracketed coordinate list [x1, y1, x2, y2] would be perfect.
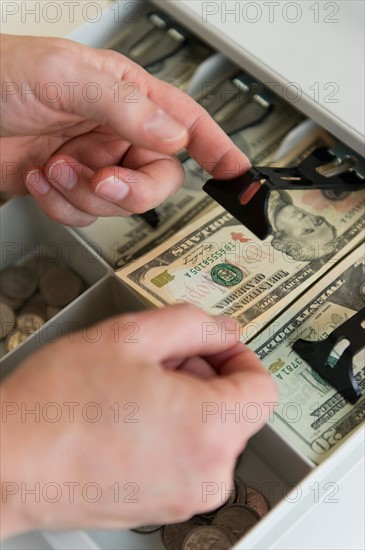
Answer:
[93, 49, 251, 179]
[147, 76, 251, 178]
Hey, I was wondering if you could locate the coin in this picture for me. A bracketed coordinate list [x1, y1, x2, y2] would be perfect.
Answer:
[0, 266, 38, 301]
[0, 302, 15, 339]
[163, 517, 209, 550]
[131, 524, 162, 534]
[245, 487, 270, 517]
[0, 291, 25, 310]
[16, 313, 44, 333]
[182, 525, 237, 550]
[233, 476, 247, 504]
[198, 482, 236, 520]
[39, 267, 83, 307]
[19, 299, 47, 322]
[6, 329, 31, 352]
[46, 305, 62, 320]
[24, 257, 57, 280]
[212, 504, 260, 539]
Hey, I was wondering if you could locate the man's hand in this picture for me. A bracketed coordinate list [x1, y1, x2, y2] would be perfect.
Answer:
[0, 34, 249, 226]
[1, 305, 276, 539]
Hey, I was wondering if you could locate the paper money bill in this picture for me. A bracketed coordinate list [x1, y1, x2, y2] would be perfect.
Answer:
[183, 95, 306, 191]
[117, 169, 364, 330]
[108, 10, 213, 91]
[76, 99, 305, 268]
[249, 245, 365, 464]
[144, 41, 213, 91]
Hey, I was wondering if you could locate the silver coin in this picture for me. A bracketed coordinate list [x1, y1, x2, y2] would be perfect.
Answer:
[245, 487, 270, 517]
[131, 524, 162, 534]
[212, 504, 260, 539]
[182, 525, 237, 550]
[0, 302, 15, 340]
[1, 266, 38, 300]
[16, 313, 44, 333]
[0, 291, 25, 310]
[6, 329, 31, 352]
[163, 517, 209, 550]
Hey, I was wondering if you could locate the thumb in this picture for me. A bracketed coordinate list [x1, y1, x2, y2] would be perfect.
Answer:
[56, 52, 189, 154]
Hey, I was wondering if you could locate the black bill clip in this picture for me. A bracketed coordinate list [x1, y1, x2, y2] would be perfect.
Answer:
[138, 209, 160, 228]
[178, 73, 273, 164]
[292, 308, 364, 404]
[203, 147, 365, 239]
[199, 72, 273, 136]
[113, 12, 188, 68]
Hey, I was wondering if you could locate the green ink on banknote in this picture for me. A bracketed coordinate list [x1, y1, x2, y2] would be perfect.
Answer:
[211, 264, 244, 287]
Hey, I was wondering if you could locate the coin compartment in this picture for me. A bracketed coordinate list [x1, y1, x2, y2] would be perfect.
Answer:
[37, 424, 314, 550]
[0, 196, 109, 369]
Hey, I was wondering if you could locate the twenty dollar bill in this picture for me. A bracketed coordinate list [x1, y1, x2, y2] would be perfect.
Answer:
[117, 186, 364, 335]
[249, 244, 365, 464]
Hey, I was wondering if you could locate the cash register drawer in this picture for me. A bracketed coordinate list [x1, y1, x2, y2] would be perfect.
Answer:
[1, 1, 364, 549]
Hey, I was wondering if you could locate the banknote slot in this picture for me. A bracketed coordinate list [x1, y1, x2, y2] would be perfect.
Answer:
[127, 22, 186, 68]
[195, 72, 273, 138]
[293, 308, 365, 404]
[106, 2, 214, 93]
[108, 9, 166, 57]
[204, 146, 365, 239]
[108, 7, 210, 76]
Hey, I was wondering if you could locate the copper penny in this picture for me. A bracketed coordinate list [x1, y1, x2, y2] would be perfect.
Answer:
[212, 504, 260, 539]
[245, 487, 270, 517]
[40, 267, 83, 307]
[163, 517, 209, 550]
[182, 525, 237, 550]
[1, 266, 38, 301]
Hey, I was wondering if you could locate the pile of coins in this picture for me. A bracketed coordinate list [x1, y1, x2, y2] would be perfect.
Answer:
[132, 475, 270, 550]
[0, 258, 84, 355]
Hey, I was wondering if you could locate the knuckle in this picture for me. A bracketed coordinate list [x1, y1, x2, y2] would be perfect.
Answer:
[40, 48, 76, 81]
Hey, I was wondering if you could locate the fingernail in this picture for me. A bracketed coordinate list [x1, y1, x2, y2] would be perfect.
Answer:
[95, 177, 129, 201]
[144, 110, 187, 141]
[26, 170, 50, 196]
[47, 161, 76, 190]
